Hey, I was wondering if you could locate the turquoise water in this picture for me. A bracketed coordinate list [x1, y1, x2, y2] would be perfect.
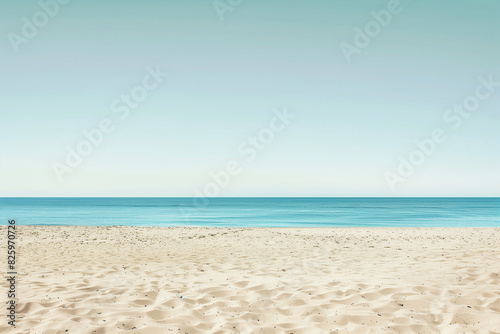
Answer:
[0, 198, 499, 227]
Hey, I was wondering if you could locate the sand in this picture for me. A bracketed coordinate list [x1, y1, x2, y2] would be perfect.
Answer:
[1, 226, 499, 333]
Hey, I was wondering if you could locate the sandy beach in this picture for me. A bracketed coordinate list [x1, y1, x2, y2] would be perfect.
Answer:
[2, 226, 500, 333]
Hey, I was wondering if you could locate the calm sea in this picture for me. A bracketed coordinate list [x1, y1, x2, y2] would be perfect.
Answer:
[0, 198, 499, 227]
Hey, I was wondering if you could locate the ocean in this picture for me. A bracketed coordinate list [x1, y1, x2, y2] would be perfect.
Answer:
[0, 197, 499, 227]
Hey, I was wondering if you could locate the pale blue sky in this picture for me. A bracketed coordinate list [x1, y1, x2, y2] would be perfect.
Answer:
[1, 0, 499, 196]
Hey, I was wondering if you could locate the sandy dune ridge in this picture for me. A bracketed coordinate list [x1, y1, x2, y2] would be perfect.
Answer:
[1, 226, 500, 333]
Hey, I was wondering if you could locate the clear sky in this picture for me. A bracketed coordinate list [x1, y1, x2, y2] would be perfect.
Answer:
[1, 0, 499, 197]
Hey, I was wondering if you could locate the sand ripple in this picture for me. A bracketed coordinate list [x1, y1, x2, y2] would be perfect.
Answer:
[1, 226, 499, 333]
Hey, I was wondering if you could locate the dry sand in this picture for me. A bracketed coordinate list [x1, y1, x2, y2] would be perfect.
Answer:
[1, 226, 500, 333]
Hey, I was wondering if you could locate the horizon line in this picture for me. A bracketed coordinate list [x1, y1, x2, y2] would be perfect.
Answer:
[1, 196, 499, 199]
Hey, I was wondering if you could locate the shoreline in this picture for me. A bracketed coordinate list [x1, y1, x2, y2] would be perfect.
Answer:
[5, 225, 500, 228]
